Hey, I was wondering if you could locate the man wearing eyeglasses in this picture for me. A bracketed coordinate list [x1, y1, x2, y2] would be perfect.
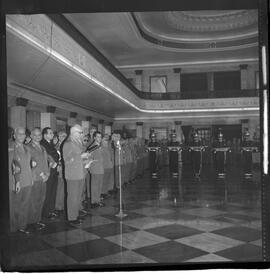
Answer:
[62, 124, 89, 224]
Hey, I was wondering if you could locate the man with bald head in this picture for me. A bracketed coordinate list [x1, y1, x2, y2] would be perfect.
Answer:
[8, 127, 33, 233]
[62, 124, 89, 224]
[28, 127, 50, 229]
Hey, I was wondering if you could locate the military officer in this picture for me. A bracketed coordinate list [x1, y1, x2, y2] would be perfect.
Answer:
[148, 130, 160, 178]
[241, 128, 255, 178]
[9, 127, 33, 233]
[189, 130, 204, 178]
[167, 130, 181, 177]
[113, 133, 124, 190]
[101, 135, 114, 197]
[87, 131, 105, 207]
[28, 128, 50, 229]
[213, 129, 230, 178]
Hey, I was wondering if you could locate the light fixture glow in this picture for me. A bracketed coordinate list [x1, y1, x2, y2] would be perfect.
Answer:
[116, 58, 259, 70]
[6, 21, 260, 115]
[263, 89, 269, 175]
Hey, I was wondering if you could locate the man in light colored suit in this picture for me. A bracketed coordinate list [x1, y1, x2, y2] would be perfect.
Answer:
[62, 124, 88, 224]
[28, 128, 50, 230]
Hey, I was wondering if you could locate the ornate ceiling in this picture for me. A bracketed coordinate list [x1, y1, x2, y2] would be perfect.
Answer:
[132, 10, 258, 50]
[64, 11, 258, 68]
[165, 10, 257, 33]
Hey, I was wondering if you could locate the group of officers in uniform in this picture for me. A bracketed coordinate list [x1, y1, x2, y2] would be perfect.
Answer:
[147, 127, 259, 180]
[8, 123, 258, 233]
[8, 124, 148, 233]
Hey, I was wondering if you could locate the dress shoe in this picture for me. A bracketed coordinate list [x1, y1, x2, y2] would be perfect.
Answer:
[91, 203, 99, 208]
[69, 219, 82, 225]
[18, 229, 30, 235]
[36, 222, 46, 230]
[98, 202, 105, 207]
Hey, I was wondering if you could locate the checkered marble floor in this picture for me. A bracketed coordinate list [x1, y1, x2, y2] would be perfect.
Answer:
[6, 165, 262, 269]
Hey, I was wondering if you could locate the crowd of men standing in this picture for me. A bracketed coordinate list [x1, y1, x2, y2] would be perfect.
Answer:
[8, 124, 148, 233]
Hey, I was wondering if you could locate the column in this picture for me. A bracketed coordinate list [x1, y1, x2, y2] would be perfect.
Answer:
[104, 122, 113, 135]
[68, 112, 77, 127]
[81, 116, 92, 135]
[207, 72, 214, 97]
[98, 119, 104, 134]
[175, 121, 184, 144]
[40, 105, 56, 131]
[10, 97, 28, 129]
[173, 68, 181, 93]
[240, 64, 248, 90]
[240, 119, 249, 139]
[135, 70, 143, 91]
[136, 122, 143, 138]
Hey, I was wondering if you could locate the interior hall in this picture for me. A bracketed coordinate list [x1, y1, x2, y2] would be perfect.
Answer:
[2, 8, 265, 270]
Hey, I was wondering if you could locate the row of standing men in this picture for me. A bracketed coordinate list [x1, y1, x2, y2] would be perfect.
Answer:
[8, 125, 149, 232]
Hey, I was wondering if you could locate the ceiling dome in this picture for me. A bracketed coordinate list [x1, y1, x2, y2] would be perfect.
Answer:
[166, 10, 258, 32]
[132, 10, 258, 51]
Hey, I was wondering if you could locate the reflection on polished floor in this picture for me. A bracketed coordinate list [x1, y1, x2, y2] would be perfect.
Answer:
[7, 163, 262, 269]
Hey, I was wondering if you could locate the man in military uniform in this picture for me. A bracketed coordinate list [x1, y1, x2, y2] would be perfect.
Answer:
[213, 129, 230, 178]
[148, 130, 160, 178]
[167, 130, 180, 177]
[41, 127, 60, 220]
[241, 128, 254, 178]
[9, 127, 33, 233]
[190, 130, 204, 177]
[87, 131, 105, 207]
[113, 133, 124, 190]
[28, 128, 50, 229]
[101, 135, 114, 197]
[63, 124, 89, 224]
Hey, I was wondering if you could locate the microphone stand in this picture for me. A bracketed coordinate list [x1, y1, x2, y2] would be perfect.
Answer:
[115, 140, 127, 219]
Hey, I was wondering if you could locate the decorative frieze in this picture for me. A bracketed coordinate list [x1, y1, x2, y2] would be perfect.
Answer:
[142, 97, 259, 110]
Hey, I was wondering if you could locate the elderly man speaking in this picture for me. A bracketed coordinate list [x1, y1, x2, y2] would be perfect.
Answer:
[62, 124, 90, 224]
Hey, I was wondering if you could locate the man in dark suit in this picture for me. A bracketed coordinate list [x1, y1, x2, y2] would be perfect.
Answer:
[40, 127, 59, 220]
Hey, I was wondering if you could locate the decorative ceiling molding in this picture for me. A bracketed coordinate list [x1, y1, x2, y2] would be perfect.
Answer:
[131, 11, 258, 52]
[166, 10, 258, 33]
[114, 112, 259, 122]
[6, 14, 259, 118]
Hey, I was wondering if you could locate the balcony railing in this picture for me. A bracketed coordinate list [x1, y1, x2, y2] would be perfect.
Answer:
[137, 89, 259, 100]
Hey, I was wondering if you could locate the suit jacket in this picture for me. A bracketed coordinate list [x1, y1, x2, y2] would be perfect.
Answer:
[63, 139, 85, 180]
[28, 142, 49, 182]
[89, 144, 104, 174]
[9, 141, 33, 188]
[102, 145, 113, 169]
[40, 138, 60, 169]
